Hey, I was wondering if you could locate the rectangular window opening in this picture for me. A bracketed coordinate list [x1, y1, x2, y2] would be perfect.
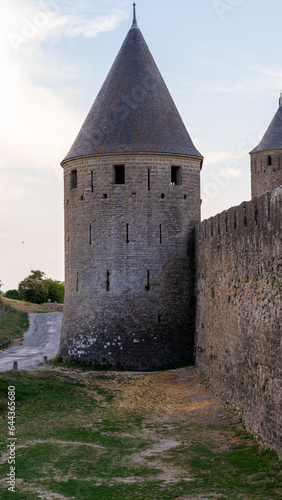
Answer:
[91, 171, 94, 192]
[106, 271, 110, 292]
[71, 169, 77, 190]
[159, 224, 162, 244]
[158, 315, 161, 325]
[89, 225, 92, 245]
[161, 193, 165, 199]
[148, 169, 151, 191]
[171, 166, 181, 185]
[114, 165, 125, 184]
[126, 224, 129, 244]
[76, 272, 79, 292]
[145, 270, 150, 291]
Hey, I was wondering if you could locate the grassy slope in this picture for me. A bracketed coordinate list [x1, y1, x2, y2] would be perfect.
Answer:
[0, 367, 280, 500]
[0, 307, 29, 346]
[1, 298, 57, 314]
[0, 298, 63, 347]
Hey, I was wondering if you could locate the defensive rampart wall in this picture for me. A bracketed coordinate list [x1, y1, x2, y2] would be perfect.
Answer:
[195, 187, 282, 458]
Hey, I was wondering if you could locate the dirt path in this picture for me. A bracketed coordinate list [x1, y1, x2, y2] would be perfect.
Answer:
[0, 313, 62, 371]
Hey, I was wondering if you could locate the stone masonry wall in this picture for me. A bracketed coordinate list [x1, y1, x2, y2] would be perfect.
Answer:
[60, 152, 201, 369]
[251, 150, 282, 198]
[195, 187, 282, 458]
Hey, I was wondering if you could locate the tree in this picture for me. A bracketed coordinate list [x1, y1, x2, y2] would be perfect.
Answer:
[19, 274, 49, 304]
[46, 280, 65, 304]
[28, 270, 46, 280]
[17, 270, 64, 304]
[5, 290, 21, 300]
[0, 279, 3, 296]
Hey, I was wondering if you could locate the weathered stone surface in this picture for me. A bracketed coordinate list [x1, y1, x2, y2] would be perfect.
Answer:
[60, 153, 201, 369]
[250, 150, 282, 198]
[195, 187, 282, 459]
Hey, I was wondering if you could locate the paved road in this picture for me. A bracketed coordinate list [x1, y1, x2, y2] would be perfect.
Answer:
[0, 313, 62, 372]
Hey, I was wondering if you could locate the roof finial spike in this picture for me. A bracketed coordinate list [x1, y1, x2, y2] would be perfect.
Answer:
[132, 2, 137, 26]
[279, 90, 282, 107]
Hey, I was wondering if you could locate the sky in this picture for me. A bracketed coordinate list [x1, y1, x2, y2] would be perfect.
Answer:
[1, 0, 282, 291]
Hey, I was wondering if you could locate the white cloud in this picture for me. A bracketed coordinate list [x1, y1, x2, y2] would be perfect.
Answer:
[218, 167, 243, 179]
[203, 151, 245, 165]
[0, 0, 129, 290]
[3, 0, 128, 52]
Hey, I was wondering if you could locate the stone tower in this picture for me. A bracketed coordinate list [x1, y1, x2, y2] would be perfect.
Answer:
[250, 94, 282, 198]
[59, 6, 203, 369]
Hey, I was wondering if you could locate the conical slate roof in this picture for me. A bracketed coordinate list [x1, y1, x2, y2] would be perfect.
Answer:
[62, 20, 202, 163]
[251, 101, 282, 153]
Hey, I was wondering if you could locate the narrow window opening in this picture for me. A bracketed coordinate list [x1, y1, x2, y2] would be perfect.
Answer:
[243, 207, 247, 227]
[157, 315, 161, 325]
[234, 212, 237, 230]
[145, 270, 150, 291]
[70, 169, 77, 190]
[254, 204, 258, 226]
[171, 166, 181, 185]
[126, 224, 129, 244]
[148, 169, 151, 191]
[114, 165, 125, 184]
[184, 195, 187, 200]
[161, 193, 165, 199]
[267, 155, 272, 166]
[106, 271, 110, 292]
[267, 195, 271, 222]
[89, 225, 92, 245]
[103, 193, 108, 199]
[159, 224, 162, 244]
[210, 221, 214, 237]
[91, 171, 94, 192]
[81, 195, 84, 201]
[76, 272, 79, 292]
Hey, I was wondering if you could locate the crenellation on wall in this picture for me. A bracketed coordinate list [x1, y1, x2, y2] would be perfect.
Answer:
[198, 190, 281, 247]
[195, 186, 282, 459]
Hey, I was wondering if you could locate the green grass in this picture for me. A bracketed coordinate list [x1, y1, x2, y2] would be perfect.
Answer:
[0, 369, 280, 500]
[0, 308, 29, 345]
